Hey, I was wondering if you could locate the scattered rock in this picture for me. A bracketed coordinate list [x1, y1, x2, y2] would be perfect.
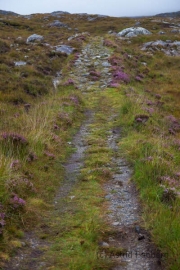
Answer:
[158, 31, 166, 35]
[68, 32, 89, 41]
[134, 21, 141, 26]
[135, 225, 141, 233]
[14, 61, 27, 66]
[98, 241, 110, 248]
[135, 114, 149, 123]
[0, 9, 18, 16]
[26, 34, 44, 43]
[55, 45, 75, 55]
[50, 11, 70, 16]
[117, 27, 151, 38]
[48, 20, 67, 27]
[171, 29, 180, 34]
[141, 40, 180, 56]
[138, 234, 145, 241]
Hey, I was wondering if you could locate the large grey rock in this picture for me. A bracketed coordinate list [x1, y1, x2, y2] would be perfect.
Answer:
[27, 34, 44, 43]
[48, 20, 67, 27]
[151, 40, 167, 47]
[55, 45, 74, 55]
[141, 39, 180, 56]
[117, 27, 151, 37]
[51, 11, 70, 16]
[171, 29, 180, 34]
[14, 61, 27, 66]
[0, 9, 18, 16]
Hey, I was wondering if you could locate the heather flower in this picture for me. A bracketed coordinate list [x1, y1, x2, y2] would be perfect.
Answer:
[145, 107, 155, 115]
[0, 213, 5, 226]
[1, 132, 28, 145]
[91, 76, 100, 81]
[0, 213, 5, 234]
[89, 70, 101, 77]
[112, 70, 130, 83]
[44, 151, 55, 159]
[103, 39, 114, 47]
[54, 124, 60, 130]
[69, 95, 79, 105]
[135, 76, 142, 82]
[27, 152, 38, 162]
[109, 82, 120, 88]
[159, 176, 179, 187]
[146, 100, 154, 106]
[134, 114, 149, 123]
[64, 79, 75, 86]
[10, 195, 26, 208]
[108, 56, 122, 66]
[166, 115, 178, 124]
[10, 159, 20, 170]
[155, 94, 161, 100]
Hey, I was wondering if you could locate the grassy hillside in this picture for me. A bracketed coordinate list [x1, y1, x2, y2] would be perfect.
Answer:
[0, 10, 180, 269]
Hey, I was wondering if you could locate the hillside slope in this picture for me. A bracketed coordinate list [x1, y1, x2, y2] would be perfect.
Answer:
[0, 9, 180, 269]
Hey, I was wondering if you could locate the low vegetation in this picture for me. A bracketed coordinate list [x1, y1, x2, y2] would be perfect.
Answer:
[0, 9, 180, 269]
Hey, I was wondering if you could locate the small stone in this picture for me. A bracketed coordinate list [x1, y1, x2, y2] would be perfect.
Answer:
[27, 34, 44, 43]
[14, 61, 27, 66]
[135, 226, 140, 233]
[112, 222, 120, 226]
[98, 241, 109, 248]
[138, 234, 145, 240]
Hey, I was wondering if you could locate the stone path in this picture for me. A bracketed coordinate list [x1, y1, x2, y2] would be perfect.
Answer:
[5, 37, 162, 270]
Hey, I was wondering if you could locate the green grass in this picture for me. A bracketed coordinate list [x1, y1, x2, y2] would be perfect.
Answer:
[0, 10, 180, 269]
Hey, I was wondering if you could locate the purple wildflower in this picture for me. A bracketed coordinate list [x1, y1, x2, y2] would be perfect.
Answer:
[54, 124, 60, 130]
[146, 100, 154, 106]
[108, 56, 122, 66]
[2, 132, 28, 145]
[145, 107, 155, 115]
[160, 176, 179, 187]
[69, 95, 79, 105]
[64, 79, 75, 86]
[109, 82, 120, 88]
[112, 70, 130, 83]
[0, 212, 5, 234]
[166, 115, 178, 124]
[10, 195, 26, 208]
[155, 94, 161, 100]
[135, 76, 142, 82]
[135, 115, 149, 123]
[44, 151, 55, 159]
[10, 160, 20, 170]
[89, 70, 101, 77]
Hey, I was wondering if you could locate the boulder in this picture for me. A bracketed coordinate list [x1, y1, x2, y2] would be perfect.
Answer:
[55, 45, 74, 55]
[14, 61, 27, 66]
[141, 40, 180, 56]
[27, 34, 44, 43]
[117, 27, 151, 37]
[48, 20, 67, 27]
[171, 29, 180, 34]
[51, 11, 70, 16]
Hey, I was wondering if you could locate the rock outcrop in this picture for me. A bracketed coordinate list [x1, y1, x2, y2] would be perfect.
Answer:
[26, 34, 44, 43]
[117, 27, 151, 38]
[0, 10, 19, 16]
[141, 40, 180, 56]
[55, 45, 74, 55]
[48, 20, 67, 27]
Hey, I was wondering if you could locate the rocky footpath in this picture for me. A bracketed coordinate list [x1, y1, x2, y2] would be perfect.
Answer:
[4, 37, 163, 270]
